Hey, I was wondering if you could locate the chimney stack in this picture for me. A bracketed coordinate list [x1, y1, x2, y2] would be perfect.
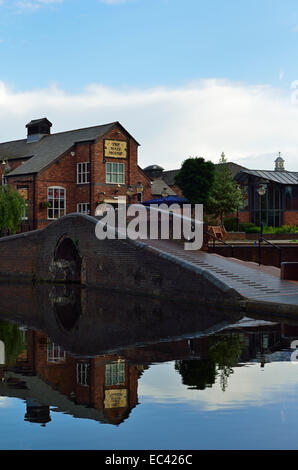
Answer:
[26, 118, 52, 143]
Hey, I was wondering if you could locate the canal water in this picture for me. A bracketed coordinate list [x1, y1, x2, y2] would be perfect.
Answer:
[0, 283, 298, 450]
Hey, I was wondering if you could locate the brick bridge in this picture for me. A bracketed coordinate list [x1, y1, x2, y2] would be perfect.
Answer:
[1, 213, 298, 317]
[0, 213, 239, 307]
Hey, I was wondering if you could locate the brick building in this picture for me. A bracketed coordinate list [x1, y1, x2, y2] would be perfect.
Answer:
[0, 118, 151, 231]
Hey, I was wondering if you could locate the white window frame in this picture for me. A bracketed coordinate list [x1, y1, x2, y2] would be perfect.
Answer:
[105, 361, 125, 386]
[77, 203, 90, 215]
[47, 342, 66, 363]
[106, 162, 125, 184]
[76, 362, 90, 386]
[47, 186, 66, 220]
[77, 162, 90, 184]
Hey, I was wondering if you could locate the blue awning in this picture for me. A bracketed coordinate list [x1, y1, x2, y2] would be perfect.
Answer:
[142, 195, 189, 206]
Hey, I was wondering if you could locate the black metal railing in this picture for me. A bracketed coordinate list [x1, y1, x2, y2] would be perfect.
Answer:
[258, 235, 282, 267]
[205, 231, 235, 258]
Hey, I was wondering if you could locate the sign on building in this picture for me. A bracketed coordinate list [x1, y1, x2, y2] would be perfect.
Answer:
[104, 140, 127, 159]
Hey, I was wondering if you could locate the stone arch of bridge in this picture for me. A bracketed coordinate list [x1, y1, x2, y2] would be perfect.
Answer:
[53, 235, 82, 283]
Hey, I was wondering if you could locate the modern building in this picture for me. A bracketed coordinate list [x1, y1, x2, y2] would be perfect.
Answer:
[235, 156, 298, 227]
[0, 118, 151, 231]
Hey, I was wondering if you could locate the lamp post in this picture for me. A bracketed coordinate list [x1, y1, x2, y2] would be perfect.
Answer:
[257, 183, 267, 231]
[126, 185, 134, 204]
[236, 184, 241, 232]
[257, 183, 267, 266]
[161, 187, 169, 199]
[136, 181, 144, 203]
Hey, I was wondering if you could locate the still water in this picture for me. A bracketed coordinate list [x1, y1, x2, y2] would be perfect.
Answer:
[0, 283, 298, 450]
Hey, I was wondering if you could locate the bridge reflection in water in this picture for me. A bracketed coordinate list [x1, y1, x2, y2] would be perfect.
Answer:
[0, 283, 297, 426]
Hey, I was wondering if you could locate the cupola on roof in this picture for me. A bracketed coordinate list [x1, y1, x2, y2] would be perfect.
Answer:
[26, 118, 52, 143]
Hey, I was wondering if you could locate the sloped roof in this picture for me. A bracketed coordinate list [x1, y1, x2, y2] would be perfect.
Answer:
[3, 121, 124, 177]
[216, 161, 247, 177]
[162, 161, 247, 186]
[162, 169, 180, 186]
[235, 169, 298, 185]
[151, 178, 176, 196]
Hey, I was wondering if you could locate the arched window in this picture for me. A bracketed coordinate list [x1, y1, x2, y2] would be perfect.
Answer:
[48, 186, 66, 219]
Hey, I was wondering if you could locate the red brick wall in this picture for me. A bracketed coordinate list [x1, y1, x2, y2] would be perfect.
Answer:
[284, 211, 298, 226]
[169, 184, 183, 197]
[238, 211, 250, 223]
[5, 124, 151, 230]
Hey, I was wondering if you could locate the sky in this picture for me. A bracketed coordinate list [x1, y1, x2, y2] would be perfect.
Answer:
[1, 0, 298, 170]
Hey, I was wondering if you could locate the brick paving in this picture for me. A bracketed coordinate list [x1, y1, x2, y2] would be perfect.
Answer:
[142, 239, 298, 307]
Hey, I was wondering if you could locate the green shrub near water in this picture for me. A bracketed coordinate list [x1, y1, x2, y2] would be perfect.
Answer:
[222, 217, 237, 231]
[223, 217, 298, 234]
[239, 222, 261, 233]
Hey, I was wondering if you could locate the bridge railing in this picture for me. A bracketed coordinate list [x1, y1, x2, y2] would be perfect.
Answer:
[206, 230, 235, 258]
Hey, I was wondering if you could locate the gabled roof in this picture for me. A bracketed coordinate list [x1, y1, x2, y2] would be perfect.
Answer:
[162, 169, 180, 186]
[235, 169, 298, 185]
[3, 121, 133, 177]
[151, 178, 176, 196]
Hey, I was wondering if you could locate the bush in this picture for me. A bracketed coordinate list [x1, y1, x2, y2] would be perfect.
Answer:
[221, 220, 298, 234]
[223, 217, 237, 232]
[239, 222, 260, 233]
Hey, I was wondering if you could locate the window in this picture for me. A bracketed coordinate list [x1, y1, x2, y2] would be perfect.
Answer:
[77, 162, 90, 184]
[250, 182, 282, 227]
[48, 187, 66, 220]
[77, 203, 90, 215]
[18, 187, 29, 220]
[77, 362, 90, 386]
[106, 162, 125, 184]
[47, 342, 66, 363]
[105, 361, 125, 386]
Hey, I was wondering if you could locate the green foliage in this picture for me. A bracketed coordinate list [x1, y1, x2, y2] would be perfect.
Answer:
[207, 153, 243, 225]
[175, 358, 216, 390]
[232, 223, 298, 234]
[238, 222, 261, 233]
[223, 217, 237, 231]
[0, 321, 27, 366]
[175, 334, 243, 392]
[0, 185, 26, 235]
[174, 157, 216, 206]
[208, 334, 242, 391]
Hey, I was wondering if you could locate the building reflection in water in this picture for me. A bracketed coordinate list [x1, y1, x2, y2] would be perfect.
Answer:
[0, 284, 297, 426]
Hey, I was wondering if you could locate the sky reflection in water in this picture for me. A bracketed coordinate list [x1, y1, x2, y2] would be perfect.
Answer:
[0, 284, 297, 449]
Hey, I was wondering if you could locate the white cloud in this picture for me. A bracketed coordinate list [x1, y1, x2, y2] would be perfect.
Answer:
[99, 0, 131, 4]
[0, 79, 297, 171]
[12, 0, 63, 11]
[140, 361, 298, 412]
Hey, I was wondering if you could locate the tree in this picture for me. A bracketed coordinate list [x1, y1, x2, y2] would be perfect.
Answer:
[0, 320, 27, 366]
[174, 157, 216, 206]
[206, 152, 243, 226]
[208, 334, 242, 392]
[0, 185, 26, 236]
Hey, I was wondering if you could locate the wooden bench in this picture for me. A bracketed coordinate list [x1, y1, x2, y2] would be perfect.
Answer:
[209, 225, 227, 240]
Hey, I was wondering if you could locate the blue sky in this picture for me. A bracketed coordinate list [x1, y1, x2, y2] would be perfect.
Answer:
[1, 0, 298, 90]
[1, 0, 298, 170]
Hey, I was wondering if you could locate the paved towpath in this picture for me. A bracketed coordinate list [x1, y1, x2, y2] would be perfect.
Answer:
[141, 239, 298, 308]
